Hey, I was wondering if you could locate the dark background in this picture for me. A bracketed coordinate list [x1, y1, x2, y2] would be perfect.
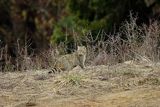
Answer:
[0, 0, 160, 54]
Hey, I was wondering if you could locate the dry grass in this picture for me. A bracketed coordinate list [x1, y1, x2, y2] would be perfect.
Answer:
[87, 14, 160, 66]
[0, 61, 160, 107]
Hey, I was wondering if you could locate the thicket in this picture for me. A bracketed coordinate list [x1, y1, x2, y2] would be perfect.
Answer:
[0, 0, 158, 49]
[0, 0, 160, 71]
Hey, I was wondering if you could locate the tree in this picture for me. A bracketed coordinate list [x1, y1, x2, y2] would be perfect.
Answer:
[51, 0, 151, 44]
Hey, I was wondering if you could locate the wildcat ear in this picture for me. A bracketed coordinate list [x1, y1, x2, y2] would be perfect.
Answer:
[77, 46, 80, 49]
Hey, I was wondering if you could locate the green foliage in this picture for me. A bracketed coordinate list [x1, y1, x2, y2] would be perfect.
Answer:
[51, 0, 129, 44]
[51, 15, 88, 44]
[67, 0, 126, 30]
[51, 26, 65, 44]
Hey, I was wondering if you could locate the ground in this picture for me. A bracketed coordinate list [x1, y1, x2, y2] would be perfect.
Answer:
[0, 61, 160, 107]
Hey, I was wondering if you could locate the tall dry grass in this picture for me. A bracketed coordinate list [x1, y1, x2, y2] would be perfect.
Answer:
[1, 13, 160, 72]
[86, 14, 160, 66]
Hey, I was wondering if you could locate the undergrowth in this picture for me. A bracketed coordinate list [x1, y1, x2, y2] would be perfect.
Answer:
[1, 13, 160, 72]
